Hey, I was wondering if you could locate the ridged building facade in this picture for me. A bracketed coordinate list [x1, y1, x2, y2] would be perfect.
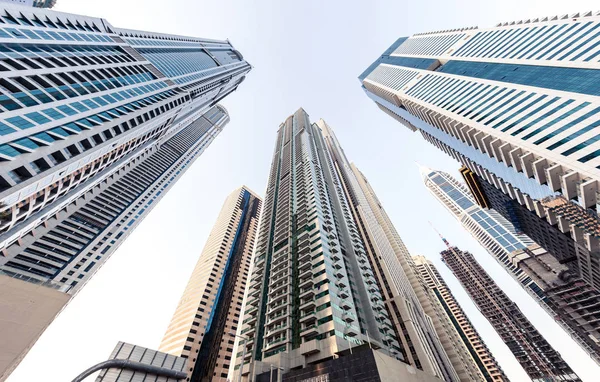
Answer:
[343, 162, 484, 381]
[413, 255, 507, 382]
[441, 244, 580, 382]
[359, 11, 600, 299]
[0, 4, 249, 381]
[159, 187, 261, 382]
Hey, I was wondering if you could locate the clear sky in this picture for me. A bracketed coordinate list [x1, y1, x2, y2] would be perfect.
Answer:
[8, 1, 600, 381]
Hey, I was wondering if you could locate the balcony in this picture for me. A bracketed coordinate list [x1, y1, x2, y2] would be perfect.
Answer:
[300, 298, 316, 310]
[299, 339, 320, 355]
[299, 287, 315, 299]
[299, 310, 316, 323]
[299, 278, 314, 289]
[300, 324, 318, 337]
[263, 336, 287, 351]
[266, 322, 289, 337]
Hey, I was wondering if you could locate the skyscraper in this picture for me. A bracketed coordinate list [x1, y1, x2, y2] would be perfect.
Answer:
[413, 255, 506, 382]
[359, 11, 600, 291]
[0, 4, 250, 380]
[159, 186, 261, 382]
[235, 108, 485, 382]
[342, 162, 484, 381]
[235, 108, 401, 380]
[440, 243, 581, 382]
[422, 167, 600, 363]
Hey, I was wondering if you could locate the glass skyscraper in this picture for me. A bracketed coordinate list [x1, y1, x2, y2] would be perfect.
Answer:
[0, 4, 250, 381]
[422, 167, 600, 364]
[359, 12, 600, 292]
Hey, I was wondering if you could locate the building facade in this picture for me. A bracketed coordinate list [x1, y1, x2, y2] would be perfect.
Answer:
[413, 255, 506, 382]
[159, 187, 261, 382]
[440, 244, 580, 382]
[0, 4, 250, 381]
[319, 122, 486, 381]
[236, 108, 449, 381]
[344, 161, 484, 381]
[422, 167, 600, 363]
[359, 11, 600, 292]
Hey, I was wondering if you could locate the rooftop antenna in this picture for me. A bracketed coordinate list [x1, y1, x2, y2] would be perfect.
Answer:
[428, 221, 451, 248]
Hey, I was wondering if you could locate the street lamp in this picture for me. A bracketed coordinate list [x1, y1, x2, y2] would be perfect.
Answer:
[228, 332, 250, 382]
[268, 363, 285, 382]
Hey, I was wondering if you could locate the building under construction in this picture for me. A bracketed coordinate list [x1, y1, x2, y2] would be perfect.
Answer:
[440, 244, 580, 382]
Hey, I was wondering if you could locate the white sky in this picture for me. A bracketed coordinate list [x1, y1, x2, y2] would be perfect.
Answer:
[7, 0, 600, 381]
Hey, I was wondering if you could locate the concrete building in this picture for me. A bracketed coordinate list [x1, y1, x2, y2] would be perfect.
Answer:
[359, 11, 600, 297]
[235, 109, 401, 380]
[159, 187, 261, 382]
[0, 4, 250, 380]
[440, 243, 580, 382]
[413, 255, 507, 382]
[422, 167, 600, 363]
[344, 162, 484, 381]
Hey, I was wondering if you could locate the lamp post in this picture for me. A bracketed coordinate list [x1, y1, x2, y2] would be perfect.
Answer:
[268, 363, 284, 382]
[229, 332, 250, 382]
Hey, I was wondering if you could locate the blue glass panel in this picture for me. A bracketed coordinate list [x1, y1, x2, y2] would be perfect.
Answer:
[6, 116, 34, 129]
[12, 138, 39, 149]
[57, 105, 78, 116]
[41, 108, 66, 120]
[437, 60, 600, 97]
[543, 106, 600, 148]
[31, 132, 55, 143]
[0, 144, 19, 157]
[359, 37, 409, 81]
[48, 127, 70, 137]
[25, 112, 51, 124]
[0, 121, 16, 135]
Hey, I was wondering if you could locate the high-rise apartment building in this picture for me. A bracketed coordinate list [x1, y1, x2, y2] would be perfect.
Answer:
[440, 243, 581, 382]
[422, 167, 600, 363]
[236, 108, 486, 382]
[159, 186, 261, 382]
[235, 108, 402, 380]
[413, 255, 506, 382]
[0, 4, 250, 380]
[359, 11, 600, 292]
[344, 162, 484, 381]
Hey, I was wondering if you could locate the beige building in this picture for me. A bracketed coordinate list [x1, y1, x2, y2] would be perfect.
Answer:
[349, 164, 486, 382]
[159, 186, 261, 382]
[414, 255, 508, 381]
[0, 276, 69, 382]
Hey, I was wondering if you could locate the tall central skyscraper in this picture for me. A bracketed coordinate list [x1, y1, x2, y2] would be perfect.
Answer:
[236, 108, 490, 382]
[160, 186, 261, 382]
[359, 12, 600, 293]
[0, 4, 250, 381]
[440, 243, 581, 382]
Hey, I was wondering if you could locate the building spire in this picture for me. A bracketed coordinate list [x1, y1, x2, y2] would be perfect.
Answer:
[429, 221, 451, 248]
[415, 161, 434, 180]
